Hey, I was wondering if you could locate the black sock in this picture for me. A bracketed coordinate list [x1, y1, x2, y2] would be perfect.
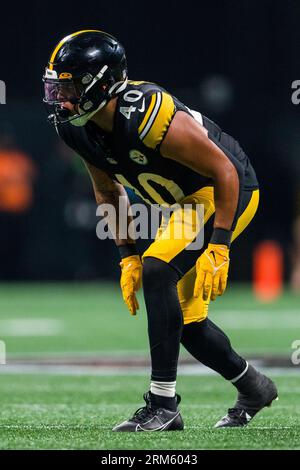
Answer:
[232, 364, 260, 394]
[143, 257, 183, 382]
[181, 318, 247, 380]
[149, 392, 177, 411]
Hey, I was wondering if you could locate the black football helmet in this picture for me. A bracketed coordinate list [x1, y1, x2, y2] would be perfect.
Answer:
[43, 30, 128, 126]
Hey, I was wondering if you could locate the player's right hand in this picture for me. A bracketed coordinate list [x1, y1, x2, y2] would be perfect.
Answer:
[119, 255, 142, 315]
[194, 243, 230, 301]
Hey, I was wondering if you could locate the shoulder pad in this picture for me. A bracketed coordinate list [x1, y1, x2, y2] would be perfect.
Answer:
[138, 91, 175, 149]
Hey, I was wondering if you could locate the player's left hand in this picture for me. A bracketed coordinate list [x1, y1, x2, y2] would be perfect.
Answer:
[120, 255, 143, 315]
[194, 243, 230, 301]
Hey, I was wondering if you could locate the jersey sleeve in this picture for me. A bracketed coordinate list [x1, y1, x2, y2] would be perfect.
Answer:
[138, 91, 176, 150]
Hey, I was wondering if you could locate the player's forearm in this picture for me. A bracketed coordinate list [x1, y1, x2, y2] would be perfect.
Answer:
[208, 135, 245, 237]
[94, 184, 136, 247]
[212, 162, 240, 232]
[83, 161, 136, 248]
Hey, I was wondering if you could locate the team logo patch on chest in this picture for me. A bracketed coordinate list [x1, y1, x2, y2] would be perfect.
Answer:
[129, 149, 148, 165]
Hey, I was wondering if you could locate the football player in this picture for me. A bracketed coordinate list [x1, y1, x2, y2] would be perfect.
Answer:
[43, 30, 278, 431]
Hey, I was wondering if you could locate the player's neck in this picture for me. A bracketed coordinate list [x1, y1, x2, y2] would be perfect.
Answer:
[90, 97, 118, 133]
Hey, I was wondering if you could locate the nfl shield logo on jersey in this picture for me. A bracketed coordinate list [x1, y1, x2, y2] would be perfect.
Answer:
[129, 149, 148, 165]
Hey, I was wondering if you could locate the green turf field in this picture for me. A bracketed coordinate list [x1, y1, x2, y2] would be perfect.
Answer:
[0, 283, 300, 449]
[0, 373, 299, 450]
[0, 282, 299, 357]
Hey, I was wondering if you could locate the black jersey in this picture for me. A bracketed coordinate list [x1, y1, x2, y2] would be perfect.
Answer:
[57, 81, 258, 207]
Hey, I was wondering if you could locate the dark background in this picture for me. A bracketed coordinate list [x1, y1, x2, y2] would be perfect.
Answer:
[0, 0, 299, 281]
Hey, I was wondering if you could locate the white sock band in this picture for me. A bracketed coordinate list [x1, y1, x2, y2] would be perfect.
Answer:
[230, 362, 249, 384]
[150, 381, 176, 398]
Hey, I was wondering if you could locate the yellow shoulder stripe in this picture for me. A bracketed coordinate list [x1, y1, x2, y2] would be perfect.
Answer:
[147, 93, 175, 148]
[128, 80, 148, 85]
[138, 94, 157, 137]
[49, 30, 103, 70]
[138, 92, 175, 149]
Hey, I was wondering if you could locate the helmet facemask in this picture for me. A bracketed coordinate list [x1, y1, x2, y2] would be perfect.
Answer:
[43, 65, 127, 126]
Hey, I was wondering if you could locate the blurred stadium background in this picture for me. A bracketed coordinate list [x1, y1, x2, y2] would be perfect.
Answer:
[0, 0, 300, 450]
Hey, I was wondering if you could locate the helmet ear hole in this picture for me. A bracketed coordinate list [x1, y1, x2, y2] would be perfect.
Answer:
[82, 73, 93, 85]
[82, 101, 93, 111]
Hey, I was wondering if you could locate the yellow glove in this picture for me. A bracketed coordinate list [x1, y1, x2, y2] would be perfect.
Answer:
[194, 243, 230, 302]
[120, 255, 142, 315]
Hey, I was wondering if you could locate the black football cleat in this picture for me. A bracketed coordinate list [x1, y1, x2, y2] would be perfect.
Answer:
[112, 392, 184, 432]
[215, 365, 278, 428]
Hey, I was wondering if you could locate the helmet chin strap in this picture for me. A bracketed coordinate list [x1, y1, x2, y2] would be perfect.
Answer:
[109, 78, 128, 95]
[70, 98, 108, 127]
[70, 78, 128, 127]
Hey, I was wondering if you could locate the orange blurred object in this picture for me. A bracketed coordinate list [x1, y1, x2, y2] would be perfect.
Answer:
[253, 240, 283, 302]
[0, 150, 36, 213]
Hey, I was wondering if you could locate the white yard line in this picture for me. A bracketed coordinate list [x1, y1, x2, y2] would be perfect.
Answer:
[5, 349, 150, 358]
[211, 311, 300, 329]
[0, 363, 299, 376]
[0, 319, 63, 336]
